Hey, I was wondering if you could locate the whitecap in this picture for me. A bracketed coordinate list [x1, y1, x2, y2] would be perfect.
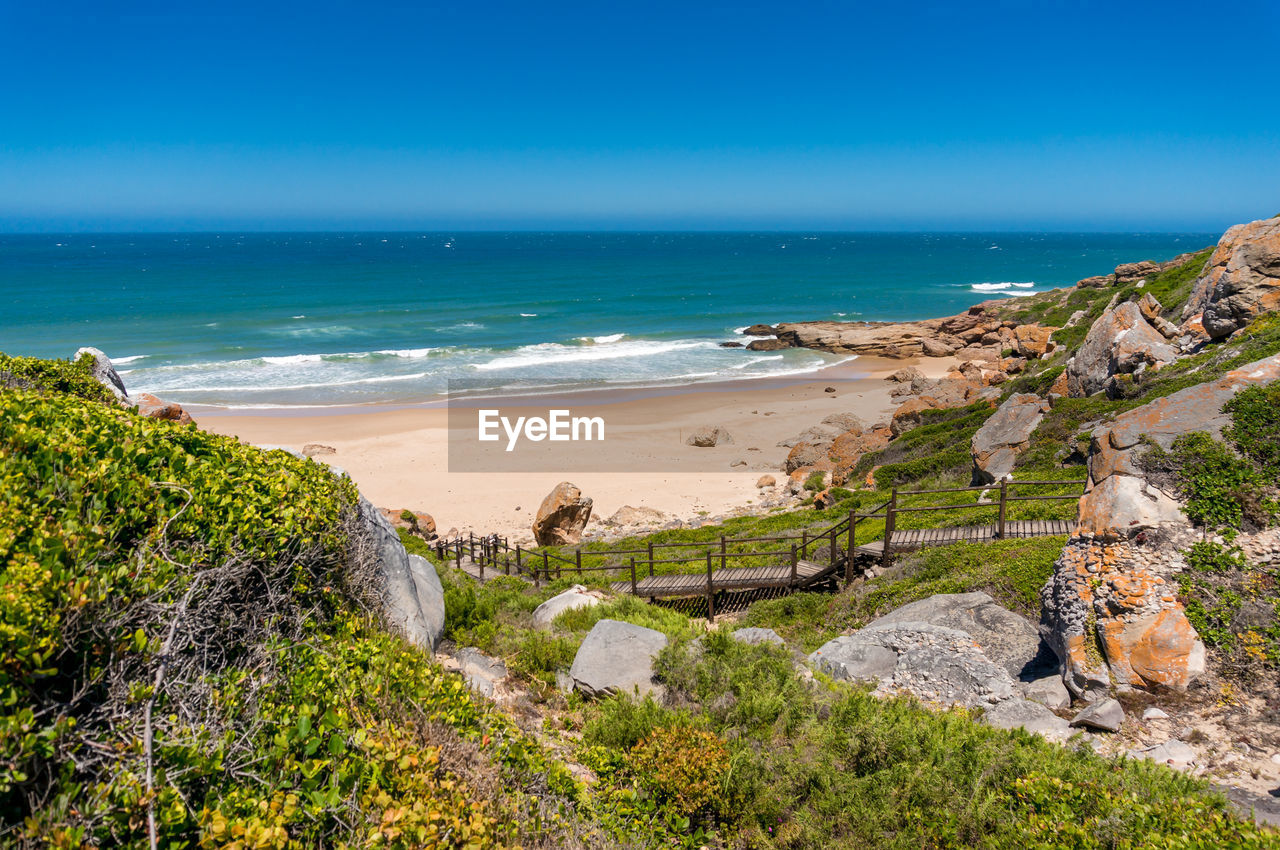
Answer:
[111, 354, 147, 365]
[578, 333, 625, 344]
[473, 339, 713, 371]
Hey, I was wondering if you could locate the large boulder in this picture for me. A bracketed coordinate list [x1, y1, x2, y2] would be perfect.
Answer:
[569, 619, 668, 698]
[1184, 216, 1280, 339]
[532, 584, 602, 628]
[828, 426, 892, 485]
[133, 392, 195, 426]
[970, 393, 1050, 484]
[74, 347, 130, 402]
[867, 592, 1051, 680]
[686, 425, 734, 447]
[356, 496, 445, 650]
[532, 482, 593, 546]
[785, 441, 830, 474]
[982, 698, 1073, 741]
[809, 622, 1017, 707]
[1065, 301, 1177, 397]
[1012, 325, 1058, 359]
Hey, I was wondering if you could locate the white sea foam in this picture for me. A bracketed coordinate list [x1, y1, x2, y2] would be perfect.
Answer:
[519, 313, 538, 317]
[970, 281, 1036, 292]
[374, 347, 436, 358]
[111, 354, 147, 365]
[473, 339, 714, 371]
[578, 333, 625, 344]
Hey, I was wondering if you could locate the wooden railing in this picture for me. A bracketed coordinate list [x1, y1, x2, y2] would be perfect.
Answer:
[431, 478, 1086, 594]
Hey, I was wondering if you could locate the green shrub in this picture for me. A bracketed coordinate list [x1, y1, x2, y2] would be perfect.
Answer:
[1142, 432, 1275, 530]
[1224, 383, 1280, 477]
[0, 351, 117, 404]
[628, 726, 730, 818]
[803, 470, 826, 491]
[581, 695, 686, 750]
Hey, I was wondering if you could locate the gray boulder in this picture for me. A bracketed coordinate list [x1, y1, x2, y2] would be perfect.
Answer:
[867, 592, 1049, 680]
[532, 584, 602, 629]
[1022, 674, 1071, 710]
[687, 425, 734, 447]
[569, 619, 668, 699]
[453, 647, 508, 698]
[983, 698, 1073, 741]
[820, 412, 866, 433]
[356, 496, 445, 650]
[777, 425, 837, 449]
[1070, 698, 1125, 732]
[1133, 739, 1197, 769]
[74, 347, 130, 402]
[809, 622, 1017, 707]
[1066, 301, 1178, 397]
[970, 394, 1050, 484]
[732, 627, 786, 646]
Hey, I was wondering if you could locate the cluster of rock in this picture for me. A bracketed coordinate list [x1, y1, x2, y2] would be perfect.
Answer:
[742, 306, 1058, 363]
[1183, 216, 1280, 339]
[1075, 252, 1203, 289]
[1041, 352, 1280, 698]
[77, 347, 196, 425]
[1064, 294, 1182, 397]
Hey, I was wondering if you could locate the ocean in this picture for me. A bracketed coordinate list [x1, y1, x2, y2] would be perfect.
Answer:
[0, 231, 1213, 408]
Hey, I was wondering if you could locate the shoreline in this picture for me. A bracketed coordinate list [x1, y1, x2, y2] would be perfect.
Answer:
[199, 354, 958, 541]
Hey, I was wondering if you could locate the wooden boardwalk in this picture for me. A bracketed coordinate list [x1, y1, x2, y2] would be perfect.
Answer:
[609, 559, 835, 598]
[854, 519, 1073, 557]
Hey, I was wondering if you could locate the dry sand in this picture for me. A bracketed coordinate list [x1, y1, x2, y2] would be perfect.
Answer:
[197, 356, 956, 543]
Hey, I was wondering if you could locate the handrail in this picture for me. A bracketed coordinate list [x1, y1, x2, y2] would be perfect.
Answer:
[434, 477, 1085, 601]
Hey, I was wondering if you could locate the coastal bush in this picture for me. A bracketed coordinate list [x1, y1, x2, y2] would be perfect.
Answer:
[0, 350, 116, 404]
[627, 726, 730, 819]
[0, 374, 593, 847]
[575, 621, 1273, 848]
[1224, 383, 1280, 476]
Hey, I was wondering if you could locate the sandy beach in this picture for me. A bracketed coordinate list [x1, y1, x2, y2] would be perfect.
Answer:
[196, 355, 957, 543]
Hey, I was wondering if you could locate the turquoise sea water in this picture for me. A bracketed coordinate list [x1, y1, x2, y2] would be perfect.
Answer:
[0, 232, 1213, 407]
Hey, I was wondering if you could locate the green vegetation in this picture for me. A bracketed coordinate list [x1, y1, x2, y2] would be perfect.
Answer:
[0, 370, 598, 848]
[567, 630, 1273, 848]
[0, 351, 117, 404]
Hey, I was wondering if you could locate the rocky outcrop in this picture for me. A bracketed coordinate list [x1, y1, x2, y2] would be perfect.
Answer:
[1065, 301, 1178, 397]
[532, 584, 602, 628]
[532, 482, 593, 546]
[686, 425, 734, 447]
[1183, 216, 1280, 339]
[569, 619, 667, 698]
[828, 425, 891, 485]
[866, 592, 1051, 680]
[755, 307, 1058, 362]
[743, 324, 777, 336]
[356, 496, 446, 650]
[134, 392, 195, 426]
[809, 622, 1017, 708]
[1074, 251, 1202, 289]
[785, 441, 830, 474]
[745, 338, 789, 351]
[889, 381, 1001, 437]
[75, 347, 130, 402]
[1040, 354, 1280, 698]
[1070, 698, 1125, 732]
[970, 393, 1050, 484]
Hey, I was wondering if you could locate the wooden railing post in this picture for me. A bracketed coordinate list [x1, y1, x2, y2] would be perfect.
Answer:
[998, 479, 1008, 539]
[801, 529, 808, 558]
[647, 541, 655, 576]
[515, 544, 521, 577]
[830, 526, 838, 570]
[540, 551, 548, 587]
[455, 539, 462, 570]
[630, 557, 638, 594]
[846, 509, 857, 584]
[576, 550, 582, 578]
[720, 535, 727, 570]
[790, 543, 798, 585]
[882, 489, 897, 570]
[705, 551, 716, 623]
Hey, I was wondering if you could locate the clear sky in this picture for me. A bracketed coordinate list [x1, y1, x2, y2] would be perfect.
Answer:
[1, 1, 1277, 232]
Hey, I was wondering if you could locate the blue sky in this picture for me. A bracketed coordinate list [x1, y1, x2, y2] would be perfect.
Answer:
[1, 1, 1277, 231]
